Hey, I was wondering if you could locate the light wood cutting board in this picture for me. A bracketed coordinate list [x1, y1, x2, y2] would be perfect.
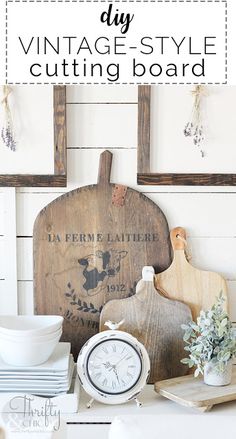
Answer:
[155, 227, 228, 322]
[100, 267, 192, 384]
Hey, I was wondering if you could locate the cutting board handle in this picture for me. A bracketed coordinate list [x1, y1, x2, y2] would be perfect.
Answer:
[98, 150, 113, 185]
[170, 227, 187, 251]
[142, 266, 155, 281]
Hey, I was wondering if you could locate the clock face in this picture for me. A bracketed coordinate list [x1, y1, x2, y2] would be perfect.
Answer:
[86, 339, 142, 395]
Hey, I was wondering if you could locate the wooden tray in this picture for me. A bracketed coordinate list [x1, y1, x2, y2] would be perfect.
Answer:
[155, 367, 236, 412]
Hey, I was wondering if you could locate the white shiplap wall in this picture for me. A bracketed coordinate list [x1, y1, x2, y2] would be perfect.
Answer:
[1, 86, 236, 323]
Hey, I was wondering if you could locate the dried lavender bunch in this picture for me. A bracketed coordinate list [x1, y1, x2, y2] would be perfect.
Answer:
[1, 85, 16, 152]
[1, 121, 16, 151]
[183, 122, 194, 137]
[184, 86, 207, 158]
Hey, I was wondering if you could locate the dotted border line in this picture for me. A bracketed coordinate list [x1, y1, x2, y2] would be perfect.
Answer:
[6, 1, 228, 2]
[5, 0, 228, 85]
[5, 0, 8, 83]
[225, 1, 228, 81]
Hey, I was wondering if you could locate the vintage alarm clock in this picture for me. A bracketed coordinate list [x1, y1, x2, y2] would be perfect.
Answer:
[77, 320, 150, 407]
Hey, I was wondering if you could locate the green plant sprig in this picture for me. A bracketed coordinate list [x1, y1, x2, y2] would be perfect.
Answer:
[181, 293, 236, 377]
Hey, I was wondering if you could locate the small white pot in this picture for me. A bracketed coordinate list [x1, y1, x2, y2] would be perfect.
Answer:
[204, 359, 233, 386]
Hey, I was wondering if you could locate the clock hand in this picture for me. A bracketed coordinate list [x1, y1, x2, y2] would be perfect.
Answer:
[103, 362, 119, 375]
[102, 361, 113, 369]
[115, 355, 129, 367]
[110, 365, 120, 384]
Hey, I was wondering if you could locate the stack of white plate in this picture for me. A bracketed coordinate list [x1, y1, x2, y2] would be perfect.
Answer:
[0, 343, 73, 396]
[0, 316, 64, 367]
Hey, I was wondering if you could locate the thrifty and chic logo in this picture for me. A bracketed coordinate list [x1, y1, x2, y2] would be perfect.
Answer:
[6, 0, 227, 84]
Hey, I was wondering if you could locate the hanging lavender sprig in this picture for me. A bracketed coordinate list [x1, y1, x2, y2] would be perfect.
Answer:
[183, 85, 207, 158]
[1, 86, 16, 152]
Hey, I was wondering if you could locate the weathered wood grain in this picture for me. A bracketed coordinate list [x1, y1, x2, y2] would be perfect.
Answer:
[54, 85, 67, 177]
[155, 227, 228, 322]
[137, 86, 151, 174]
[0, 86, 67, 187]
[155, 367, 236, 411]
[137, 173, 236, 186]
[0, 175, 66, 187]
[34, 151, 172, 359]
[100, 268, 192, 384]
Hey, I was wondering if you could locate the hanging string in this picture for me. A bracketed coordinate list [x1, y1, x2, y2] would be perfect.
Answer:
[184, 85, 208, 158]
[176, 233, 192, 262]
[1, 85, 16, 152]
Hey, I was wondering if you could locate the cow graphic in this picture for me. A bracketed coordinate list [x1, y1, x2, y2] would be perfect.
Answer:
[78, 249, 127, 295]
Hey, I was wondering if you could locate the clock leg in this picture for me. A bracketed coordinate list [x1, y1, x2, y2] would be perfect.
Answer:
[86, 398, 94, 409]
[134, 398, 142, 408]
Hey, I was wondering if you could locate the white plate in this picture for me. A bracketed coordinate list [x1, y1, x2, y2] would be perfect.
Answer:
[0, 342, 71, 373]
[0, 359, 74, 393]
[0, 356, 73, 383]
[0, 358, 74, 390]
[0, 357, 74, 388]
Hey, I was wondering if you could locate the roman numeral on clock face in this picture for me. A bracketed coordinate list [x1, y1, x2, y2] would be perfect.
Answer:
[95, 372, 102, 379]
[102, 378, 108, 386]
[102, 347, 109, 354]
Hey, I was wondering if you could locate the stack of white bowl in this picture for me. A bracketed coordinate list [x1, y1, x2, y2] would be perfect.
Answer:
[0, 316, 63, 367]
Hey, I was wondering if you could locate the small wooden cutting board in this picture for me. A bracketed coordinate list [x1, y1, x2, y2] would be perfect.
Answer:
[155, 367, 236, 412]
[155, 227, 228, 321]
[100, 266, 192, 384]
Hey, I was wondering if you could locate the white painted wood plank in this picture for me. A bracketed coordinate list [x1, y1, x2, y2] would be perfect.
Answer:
[67, 104, 137, 147]
[0, 193, 4, 235]
[0, 237, 4, 280]
[228, 281, 236, 321]
[17, 148, 137, 194]
[17, 279, 236, 324]
[17, 238, 33, 281]
[151, 86, 236, 174]
[16, 192, 62, 236]
[66, 85, 137, 103]
[18, 281, 34, 316]
[0, 87, 54, 175]
[188, 237, 236, 281]
[143, 193, 236, 238]
[3, 189, 18, 314]
[16, 190, 236, 238]
[17, 236, 236, 282]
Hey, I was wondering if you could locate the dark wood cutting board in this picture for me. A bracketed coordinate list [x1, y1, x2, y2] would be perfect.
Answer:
[34, 151, 172, 359]
[100, 267, 192, 384]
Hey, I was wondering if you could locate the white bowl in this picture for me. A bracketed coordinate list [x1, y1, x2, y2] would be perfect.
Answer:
[0, 316, 63, 337]
[0, 333, 62, 366]
[0, 328, 62, 344]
